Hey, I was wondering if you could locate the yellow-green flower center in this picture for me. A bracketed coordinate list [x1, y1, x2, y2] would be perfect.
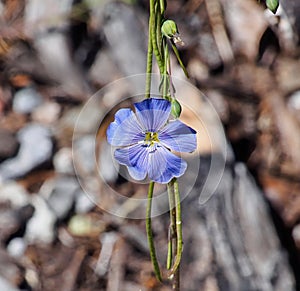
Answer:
[144, 132, 159, 146]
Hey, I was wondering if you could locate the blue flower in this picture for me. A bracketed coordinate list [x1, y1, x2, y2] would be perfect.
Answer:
[107, 98, 197, 184]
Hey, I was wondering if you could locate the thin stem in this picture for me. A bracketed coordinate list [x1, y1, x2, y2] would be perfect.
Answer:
[167, 179, 176, 270]
[145, 13, 153, 98]
[150, 0, 164, 73]
[169, 179, 183, 277]
[159, 0, 165, 14]
[146, 181, 162, 281]
[170, 41, 189, 78]
[156, 6, 163, 56]
[162, 39, 169, 99]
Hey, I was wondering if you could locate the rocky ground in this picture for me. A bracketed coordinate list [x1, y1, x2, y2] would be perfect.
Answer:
[0, 0, 300, 290]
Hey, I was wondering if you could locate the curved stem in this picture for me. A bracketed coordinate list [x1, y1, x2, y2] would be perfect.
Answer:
[170, 40, 189, 78]
[146, 181, 162, 281]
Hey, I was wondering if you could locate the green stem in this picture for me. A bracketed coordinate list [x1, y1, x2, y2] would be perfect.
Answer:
[170, 41, 189, 78]
[159, 0, 165, 14]
[162, 39, 169, 99]
[150, 0, 164, 73]
[167, 179, 176, 270]
[156, 6, 163, 56]
[169, 179, 183, 277]
[146, 181, 162, 281]
[145, 13, 153, 98]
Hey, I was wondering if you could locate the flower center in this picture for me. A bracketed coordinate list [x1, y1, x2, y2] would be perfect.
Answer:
[144, 131, 159, 146]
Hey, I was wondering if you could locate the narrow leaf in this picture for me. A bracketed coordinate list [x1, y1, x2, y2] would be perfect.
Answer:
[170, 42, 189, 78]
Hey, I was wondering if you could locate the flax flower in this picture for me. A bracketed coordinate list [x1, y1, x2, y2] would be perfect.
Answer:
[107, 98, 197, 183]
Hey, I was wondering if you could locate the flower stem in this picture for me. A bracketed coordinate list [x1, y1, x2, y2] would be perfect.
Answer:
[162, 39, 169, 99]
[145, 13, 153, 98]
[167, 179, 176, 270]
[170, 40, 189, 78]
[169, 179, 183, 277]
[150, 0, 164, 73]
[146, 181, 162, 281]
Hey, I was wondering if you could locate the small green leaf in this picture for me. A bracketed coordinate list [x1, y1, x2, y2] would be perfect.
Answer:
[266, 0, 279, 14]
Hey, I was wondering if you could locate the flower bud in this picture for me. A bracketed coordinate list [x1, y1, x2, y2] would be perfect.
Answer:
[171, 98, 182, 118]
[161, 20, 178, 38]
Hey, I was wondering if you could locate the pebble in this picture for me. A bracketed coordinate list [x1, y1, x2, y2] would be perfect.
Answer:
[288, 90, 300, 111]
[103, 2, 146, 76]
[25, 0, 88, 97]
[0, 276, 18, 291]
[73, 135, 96, 175]
[32, 102, 61, 124]
[0, 181, 29, 208]
[53, 147, 74, 174]
[98, 141, 119, 182]
[0, 130, 18, 161]
[0, 248, 23, 287]
[6, 237, 27, 258]
[62, 101, 103, 136]
[13, 87, 43, 114]
[0, 124, 53, 181]
[25, 195, 56, 244]
[68, 214, 105, 237]
[292, 224, 300, 248]
[75, 189, 95, 214]
[46, 176, 79, 220]
[89, 49, 121, 85]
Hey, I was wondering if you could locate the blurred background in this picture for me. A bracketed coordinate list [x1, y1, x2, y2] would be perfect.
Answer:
[0, 0, 299, 290]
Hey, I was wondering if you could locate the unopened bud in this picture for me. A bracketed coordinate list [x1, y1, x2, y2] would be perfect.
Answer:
[161, 20, 178, 38]
[171, 98, 182, 118]
[161, 20, 185, 46]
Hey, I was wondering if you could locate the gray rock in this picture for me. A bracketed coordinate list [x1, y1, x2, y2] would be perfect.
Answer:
[0, 124, 53, 181]
[13, 87, 43, 114]
[53, 147, 74, 174]
[73, 135, 96, 175]
[89, 48, 122, 85]
[288, 90, 300, 118]
[179, 156, 295, 291]
[7, 237, 27, 258]
[75, 190, 95, 214]
[0, 181, 29, 208]
[102, 2, 146, 79]
[25, 195, 56, 244]
[0, 130, 18, 161]
[0, 276, 18, 291]
[32, 102, 61, 124]
[98, 141, 119, 182]
[25, 0, 90, 98]
[46, 177, 79, 220]
[0, 248, 22, 288]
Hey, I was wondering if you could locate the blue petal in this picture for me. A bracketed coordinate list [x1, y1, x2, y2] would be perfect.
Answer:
[107, 108, 144, 146]
[148, 146, 187, 183]
[114, 144, 148, 180]
[159, 120, 197, 152]
[134, 98, 171, 132]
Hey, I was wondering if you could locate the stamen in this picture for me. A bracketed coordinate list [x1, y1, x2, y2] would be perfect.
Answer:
[144, 131, 159, 147]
